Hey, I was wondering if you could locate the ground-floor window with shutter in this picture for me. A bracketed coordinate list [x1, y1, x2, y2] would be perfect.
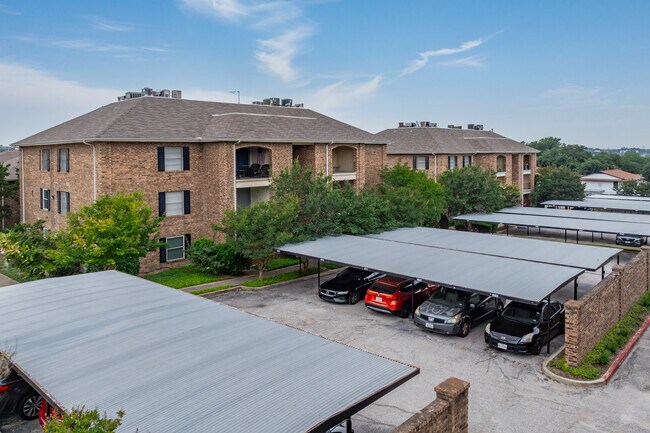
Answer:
[160, 234, 191, 262]
[40, 188, 51, 211]
[158, 191, 191, 217]
[412, 155, 429, 171]
[57, 191, 70, 214]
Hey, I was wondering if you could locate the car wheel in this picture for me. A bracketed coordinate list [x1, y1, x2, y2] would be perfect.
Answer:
[458, 320, 470, 338]
[348, 290, 360, 305]
[532, 338, 543, 355]
[399, 305, 411, 318]
[17, 393, 42, 420]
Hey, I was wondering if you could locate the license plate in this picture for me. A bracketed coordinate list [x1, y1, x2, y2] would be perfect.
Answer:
[375, 296, 382, 302]
[497, 343, 507, 350]
[425, 323, 434, 329]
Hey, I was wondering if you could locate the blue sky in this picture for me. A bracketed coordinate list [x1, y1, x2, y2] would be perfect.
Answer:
[1, 0, 649, 148]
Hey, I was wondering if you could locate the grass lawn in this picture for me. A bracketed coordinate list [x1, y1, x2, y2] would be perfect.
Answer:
[144, 265, 226, 289]
[0, 266, 33, 283]
[266, 257, 300, 271]
[191, 285, 235, 296]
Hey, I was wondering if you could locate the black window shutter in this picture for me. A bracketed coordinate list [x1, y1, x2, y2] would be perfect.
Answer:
[184, 190, 191, 215]
[40, 188, 43, 209]
[57, 150, 61, 172]
[157, 147, 165, 171]
[412, 156, 417, 169]
[57, 191, 61, 214]
[67, 149, 70, 172]
[425, 156, 430, 170]
[159, 238, 167, 263]
[185, 234, 192, 249]
[183, 147, 190, 171]
[158, 192, 166, 217]
[67, 193, 71, 213]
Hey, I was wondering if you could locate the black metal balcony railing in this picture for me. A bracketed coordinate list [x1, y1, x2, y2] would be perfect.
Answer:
[523, 164, 531, 170]
[236, 164, 271, 179]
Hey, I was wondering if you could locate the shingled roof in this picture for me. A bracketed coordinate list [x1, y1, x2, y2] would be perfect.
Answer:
[377, 126, 538, 155]
[13, 97, 383, 146]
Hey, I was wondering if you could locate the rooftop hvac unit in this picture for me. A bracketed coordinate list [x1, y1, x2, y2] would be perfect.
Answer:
[171, 90, 182, 99]
[405, 122, 416, 127]
[398, 122, 405, 127]
[281, 98, 293, 107]
[455, 126, 462, 129]
[467, 124, 474, 130]
[475, 124, 484, 130]
[448, 125, 455, 128]
[431, 123, 437, 127]
[294, 103, 304, 108]
[419, 121, 430, 127]
[262, 99, 271, 105]
[252, 101, 263, 105]
[269, 97, 280, 106]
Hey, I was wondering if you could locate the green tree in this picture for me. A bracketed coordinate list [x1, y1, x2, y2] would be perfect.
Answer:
[531, 167, 585, 205]
[186, 238, 251, 275]
[615, 180, 650, 197]
[62, 192, 163, 275]
[0, 163, 17, 227]
[536, 144, 592, 171]
[438, 166, 506, 218]
[43, 407, 124, 433]
[501, 184, 522, 208]
[528, 137, 562, 153]
[216, 198, 297, 279]
[578, 158, 607, 175]
[376, 164, 446, 227]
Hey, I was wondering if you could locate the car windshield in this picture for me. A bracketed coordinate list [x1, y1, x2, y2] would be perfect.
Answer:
[502, 304, 541, 325]
[427, 287, 468, 308]
[337, 268, 365, 279]
[371, 282, 397, 295]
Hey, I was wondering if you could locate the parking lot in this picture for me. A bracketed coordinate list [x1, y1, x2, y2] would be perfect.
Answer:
[2, 250, 647, 433]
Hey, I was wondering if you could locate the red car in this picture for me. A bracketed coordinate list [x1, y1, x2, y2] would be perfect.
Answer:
[38, 400, 61, 428]
[364, 276, 438, 318]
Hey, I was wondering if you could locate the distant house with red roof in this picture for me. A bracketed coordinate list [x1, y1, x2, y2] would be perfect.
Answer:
[581, 169, 643, 195]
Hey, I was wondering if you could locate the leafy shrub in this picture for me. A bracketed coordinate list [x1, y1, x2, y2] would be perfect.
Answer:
[43, 406, 123, 433]
[187, 238, 251, 275]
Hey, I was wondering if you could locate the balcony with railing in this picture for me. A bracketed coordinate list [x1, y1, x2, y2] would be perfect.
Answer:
[523, 155, 532, 174]
[236, 147, 272, 188]
[496, 155, 506, 177]
[332, 146, 357, 181]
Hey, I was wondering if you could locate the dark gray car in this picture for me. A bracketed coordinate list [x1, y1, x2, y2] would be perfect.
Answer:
[414, 287, 501, 337]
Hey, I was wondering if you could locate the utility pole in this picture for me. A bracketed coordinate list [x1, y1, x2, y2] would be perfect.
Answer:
[230, 90, 240, 104]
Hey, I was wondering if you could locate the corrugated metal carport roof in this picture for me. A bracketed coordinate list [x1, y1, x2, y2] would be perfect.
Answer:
[455, 212, 650, 237]
[497, 206, 650, 225]
[588, 194, 650, 202]
[0, 271, 417, 433]
[366, 227, 619, 271]
[542, 199, 650, 213]
[278, 235, 582, 304]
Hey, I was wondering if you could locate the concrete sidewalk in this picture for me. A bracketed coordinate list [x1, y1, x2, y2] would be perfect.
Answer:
[180, 264, 305, 293]
[0, 272, 17, 287]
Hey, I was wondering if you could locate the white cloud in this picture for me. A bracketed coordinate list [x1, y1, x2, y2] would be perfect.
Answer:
[399, 38, 484, 76]
[439, 55, 485, 68]
[0, 62, 120, 145]
[544, 84, 587, 97]
[305, 75, 383, 111]
[12, 35, 172, 55]
[83, 15, 136, 32]
[256, 26, 312, 82]
[181, 0, 313, 82]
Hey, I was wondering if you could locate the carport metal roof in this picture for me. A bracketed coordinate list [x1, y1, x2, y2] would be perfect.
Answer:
[366, 227, 619, 271]
[542, 199, 650, 213]
[498, 206, 650, 225]
[278, 235, 582, 305]
[588, 194, 650, 202]
[455, 212, 650, 237]
[0, 271, 418, 433]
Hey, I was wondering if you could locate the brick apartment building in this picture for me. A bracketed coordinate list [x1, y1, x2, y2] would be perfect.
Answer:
[14, 97, 387, 273]
[377, 123, 538, 204]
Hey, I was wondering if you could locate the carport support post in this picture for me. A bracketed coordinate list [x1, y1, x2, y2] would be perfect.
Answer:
[617, 254, 620, 265]
[547, 296, 551, 355]
[317, 260, 321, 294]
[506, 224, 509, 236]
[564, 229, 567, 243]
[576, 230, 579, 244]
[601, 266, 605, 280]
[573, 278, 578, 300]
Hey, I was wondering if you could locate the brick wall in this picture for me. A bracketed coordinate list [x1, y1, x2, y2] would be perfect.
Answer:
[564, 248, 650, 367]
[392, 377, 469, 433]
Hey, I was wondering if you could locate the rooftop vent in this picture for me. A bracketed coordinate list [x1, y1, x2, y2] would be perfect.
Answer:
[419, 121, 436, 127]
[468, 124, 484, 130]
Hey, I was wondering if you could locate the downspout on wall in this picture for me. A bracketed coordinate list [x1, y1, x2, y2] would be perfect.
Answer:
[233, 140, 241, 210]
[20, 147, 25, 223]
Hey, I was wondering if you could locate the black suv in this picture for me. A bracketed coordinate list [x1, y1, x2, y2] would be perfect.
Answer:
[414, 287, 501, 337]
[485, 300, 564, 355]
[0, 370, 42, 420]
[616, 233, 647, 247]
[319, 267, 384, 304]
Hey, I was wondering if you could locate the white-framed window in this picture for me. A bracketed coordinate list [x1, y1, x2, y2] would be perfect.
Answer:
[58, 191, 70, 214]
[58, 148, 69, 172]
[40, 149, 50, 171]
[448, 156, 457, 169]
[40, 188, 50, 211]
[496, 155, 506, 172]
[158, 191, 190, 216]
[413, 156, 429, 170]
[463, 155, 472, 167]
[157, 147, 189, 171]
[160, 234, 191, 263]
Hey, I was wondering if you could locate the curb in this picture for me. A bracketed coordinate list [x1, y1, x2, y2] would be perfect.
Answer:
[602, 315, 650, 383]
[198, 268, 339, 297]
[542, 315, 650, 386]
[541, 345, 605, 387]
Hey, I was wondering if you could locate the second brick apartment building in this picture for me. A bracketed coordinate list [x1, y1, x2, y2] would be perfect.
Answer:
[14, 97, 387, 273]
[377, 123, 538, 204]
